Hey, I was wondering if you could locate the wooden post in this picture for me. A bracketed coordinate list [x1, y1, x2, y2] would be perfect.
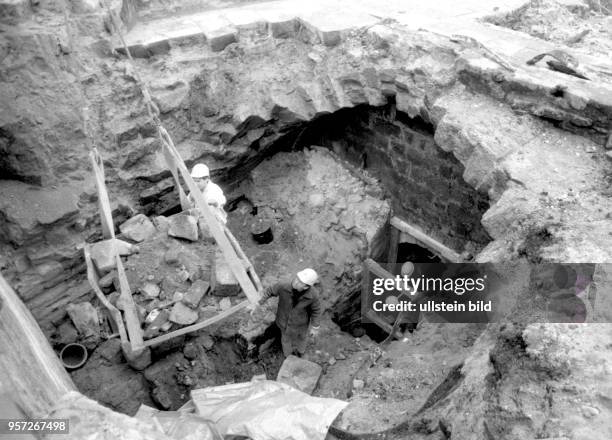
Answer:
[386, 225, 400, 270]
[389, 217, 464, 263]
[0, 274, 75, 417]
[89, 149, 144, 351]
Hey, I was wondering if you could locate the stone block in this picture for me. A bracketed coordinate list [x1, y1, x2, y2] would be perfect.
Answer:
[90, 238, 138, 272]
[211, 249, 240, 297]
[66, 301, 100, 340]
[119, 214, 156, 243]
[219, 297, 232, 311]
[152, 215, 171, 232]
[207, 28, 237, 52]
[55, 320, 78, 345]
[167, 214, 199, 242]
[270, 19, 299, 38]
[276, 355, 322, 395]
[140, 282, 160, 298]
[183, 280, 209, 308]
[169, 302, 199, 325]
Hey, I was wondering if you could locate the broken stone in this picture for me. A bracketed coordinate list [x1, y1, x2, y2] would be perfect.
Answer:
[98, 270, 117, 288]
[144, 310, 170, 339]
[123, 346, 152, 371]
[183, 280, 209, 308]
[140, 282, 160, 298]
[119, 214, 156, 242]
[167, 214, 198, 242]
[169, 302, 199, 325]
[328, 357, 337, 366]
[173, 291, 185, 303]
[198, 333, 215, 350]
[153, 215, 171, 232]
[183, 342, 199, 360]
[66, 302, 100, 340]
[219, 297, 232, 311]
[55, 320, 78, 345]
[277, 355, 322, 394]
[90, 238, 138, 272]
[211, 249, 240, 296]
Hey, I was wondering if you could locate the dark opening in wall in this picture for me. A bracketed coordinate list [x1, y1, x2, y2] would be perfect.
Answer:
[288, 101, 491, 251]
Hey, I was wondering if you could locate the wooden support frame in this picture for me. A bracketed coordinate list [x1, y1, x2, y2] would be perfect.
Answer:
[159, 127, 260, 304]
[389, 216, 464, 263]
[83, 245, 128, 347]
[89, 149, 144, 351]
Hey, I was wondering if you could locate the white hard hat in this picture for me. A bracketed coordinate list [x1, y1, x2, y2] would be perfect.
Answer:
[191, 163, 210, 178]
[296, 268, 318, 286]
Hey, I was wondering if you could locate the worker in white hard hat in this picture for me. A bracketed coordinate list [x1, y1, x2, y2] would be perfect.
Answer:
[253, 268, 322, 357]
[188, 163, 227, 224]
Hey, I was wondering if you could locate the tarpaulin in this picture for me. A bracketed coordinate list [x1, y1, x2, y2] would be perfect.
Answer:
[191, 380, 348, 440]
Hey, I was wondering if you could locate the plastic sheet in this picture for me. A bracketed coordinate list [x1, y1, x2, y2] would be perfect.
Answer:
[134, 405, 222, 440]
[192, 380, 348, 440]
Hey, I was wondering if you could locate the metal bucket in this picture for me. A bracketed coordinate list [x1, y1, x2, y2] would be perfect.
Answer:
[59, 343, 88, 370]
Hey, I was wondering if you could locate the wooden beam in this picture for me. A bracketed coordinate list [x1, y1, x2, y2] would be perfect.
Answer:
[90, 149, 115, 239]
[83, 245, 128, 346]
[389, 217, 464, 263]
[0, 274, 75, 417]
[159, 127, 260, 304]
[364, 258, 394, 279]
[144, 300, 248, 347]
[386, 225, 400, 269]
[223, 225, 264, 292]
[115, 255, 144, 350]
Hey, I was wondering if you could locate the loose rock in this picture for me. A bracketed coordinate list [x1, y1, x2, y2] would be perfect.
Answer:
[169, 302, 199, 325]
[183, 280, 209, 308]
[119, 214, 156, 242]
[66, 301, 100, 339]
[277, 355, 322, 394]
[219, 297, 232, 311]
[167, 214, 198, 242]
[140, 282, 160, 298]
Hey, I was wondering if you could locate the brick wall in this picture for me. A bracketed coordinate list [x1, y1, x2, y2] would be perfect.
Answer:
[299, 104, 491, 251]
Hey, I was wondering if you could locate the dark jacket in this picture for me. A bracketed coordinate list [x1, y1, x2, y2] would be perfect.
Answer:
[261, 281, 322, 332]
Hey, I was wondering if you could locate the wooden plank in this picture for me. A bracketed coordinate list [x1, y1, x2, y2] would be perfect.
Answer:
[0, 274, 76, 417]
[159, 128, 260, 304]
[162, 143, 190, 211]
[390, 217, 464, 263]
[364, 258, 394, 279]
[83, 245, 128, 346]
[144, 300, 248, 347]
[361, 259, 372, 325]
[115, 255, 144, 349]
[223, 225, 264, 292]
[387, 225, 400, 268]
[90, 149, 115, 239]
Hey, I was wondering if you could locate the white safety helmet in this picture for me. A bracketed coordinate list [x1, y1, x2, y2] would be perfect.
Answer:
[191, 163, 210, 178]
[296, 268, 318, 286]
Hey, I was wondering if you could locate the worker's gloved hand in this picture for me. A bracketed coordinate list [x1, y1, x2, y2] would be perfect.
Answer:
[309, 326, 320, 338]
